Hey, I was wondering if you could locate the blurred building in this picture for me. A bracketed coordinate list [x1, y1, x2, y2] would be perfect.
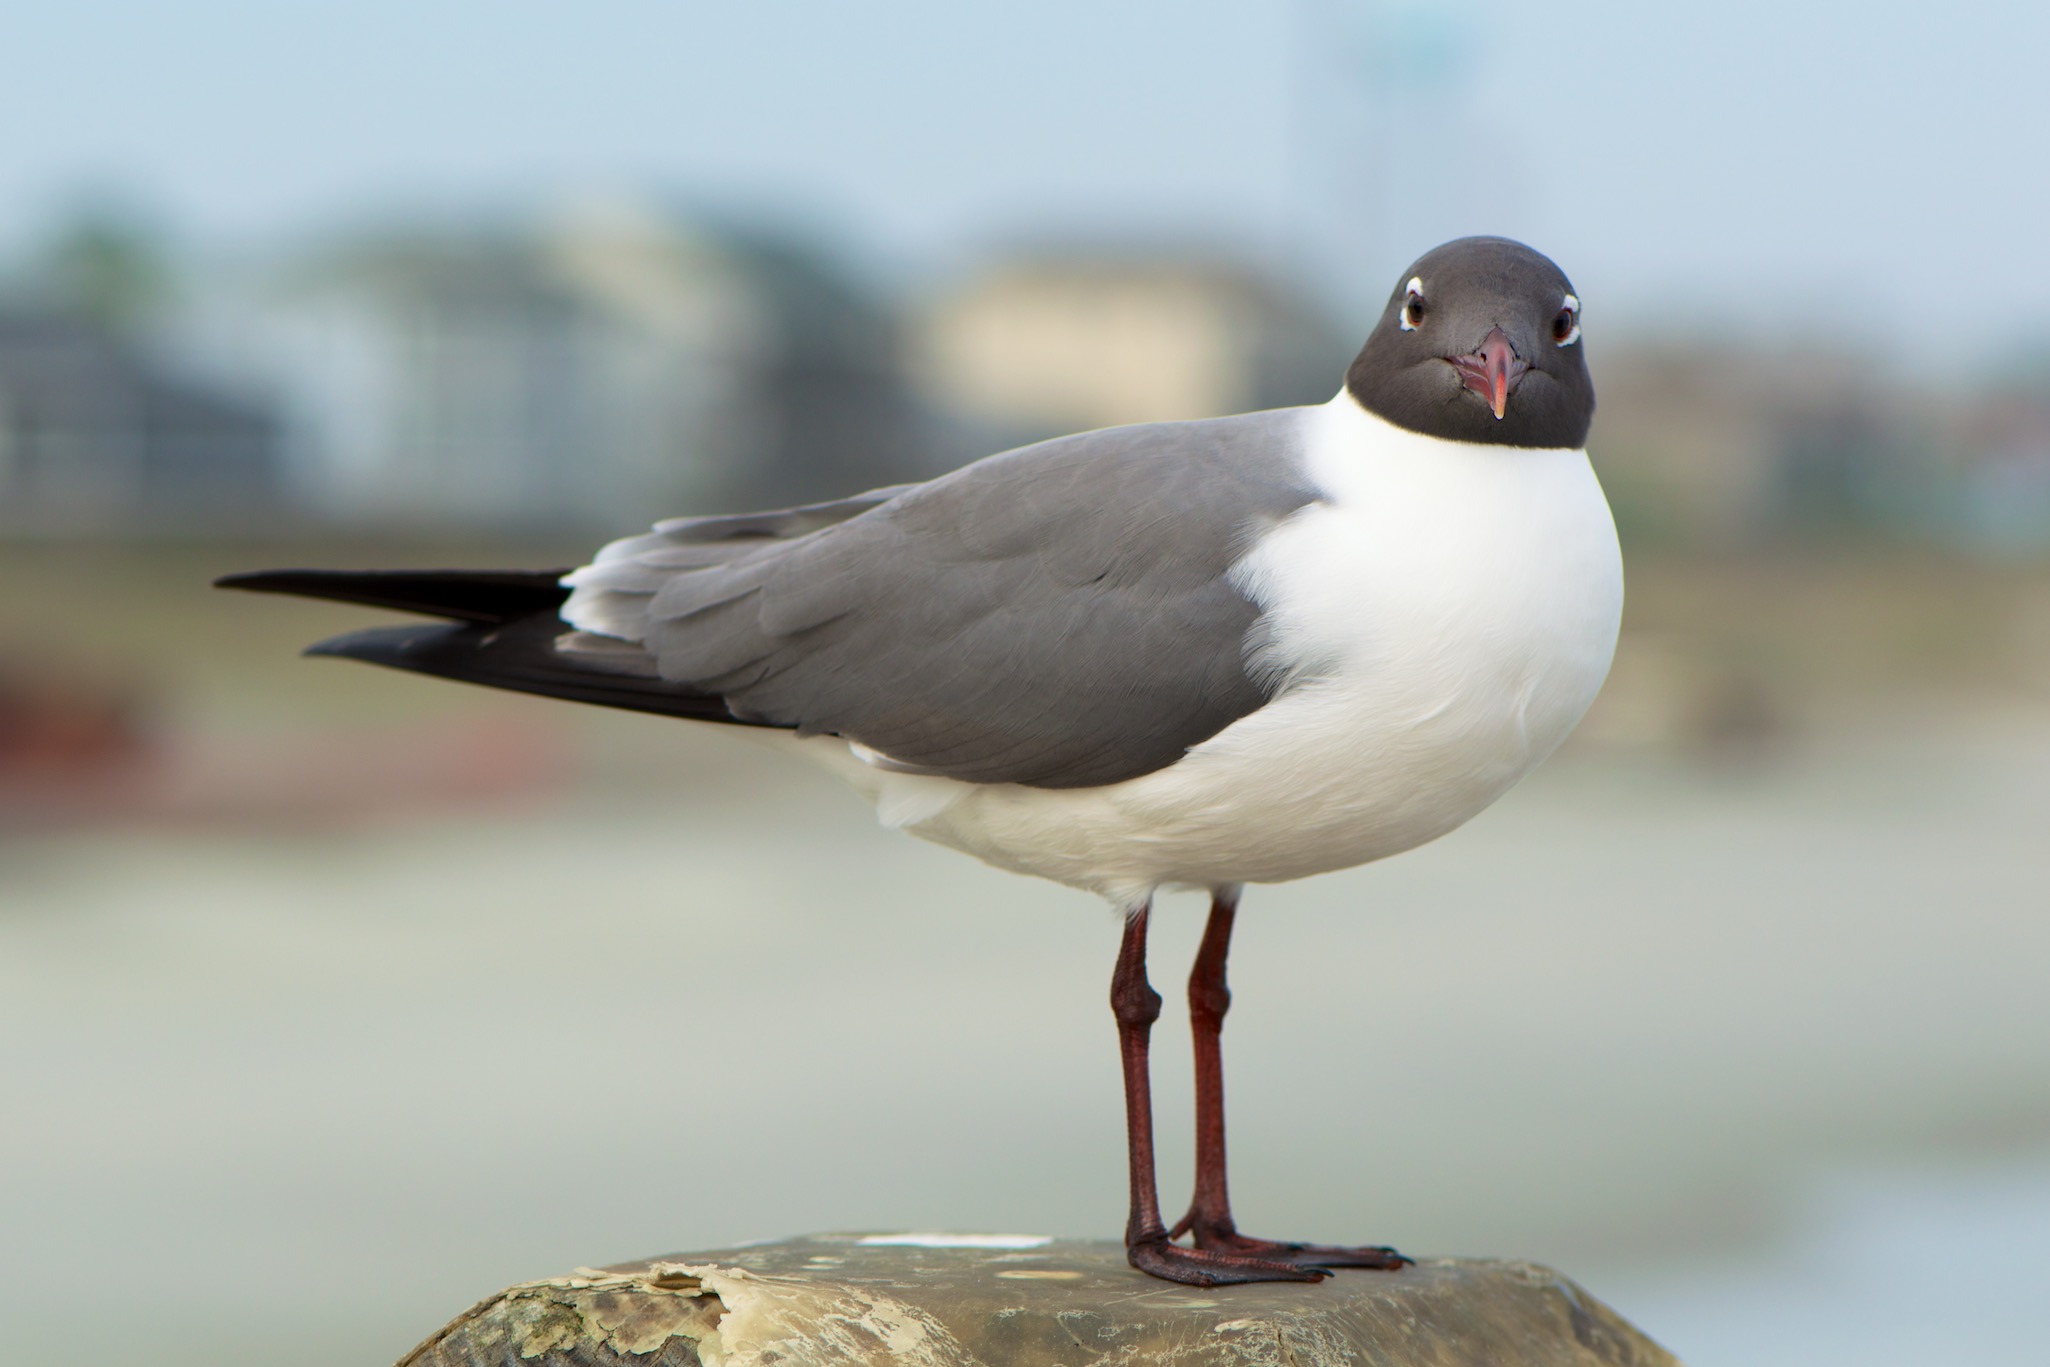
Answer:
[0, 308, 282, 534]
[13, 199, 2050, 555]
[1591, 344, 1833, 546]
[235, 202, 934, 530]
[1927, 386, 2050, 555]
[912, 252, 1346, 451]
[1592, 341, 2050, 554]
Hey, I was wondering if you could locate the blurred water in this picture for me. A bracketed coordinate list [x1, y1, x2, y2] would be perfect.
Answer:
[4, 712, 2048, 1365]
[1609, 1158, 2050, 1365]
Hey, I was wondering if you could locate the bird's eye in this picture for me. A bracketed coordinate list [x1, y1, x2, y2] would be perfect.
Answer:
[1552, 295, 1581, 347]
[1400, 277, 1426, 332]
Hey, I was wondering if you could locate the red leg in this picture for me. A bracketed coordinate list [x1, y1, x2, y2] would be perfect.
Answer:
[1174, 887, 1239, 1238]
[1112, 902, 1322, 1286]
[1168, 889, 1410, 1272]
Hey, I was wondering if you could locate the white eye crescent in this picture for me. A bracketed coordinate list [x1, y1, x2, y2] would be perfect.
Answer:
[1400, 276, 1426, 331]
[1551, 293, 1581, 347]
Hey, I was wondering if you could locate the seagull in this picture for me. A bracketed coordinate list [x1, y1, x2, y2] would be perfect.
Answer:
[218, 236, 1621, 1287]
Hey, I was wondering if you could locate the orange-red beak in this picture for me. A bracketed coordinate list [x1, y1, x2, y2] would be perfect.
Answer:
[1447, 327, 1529, 420]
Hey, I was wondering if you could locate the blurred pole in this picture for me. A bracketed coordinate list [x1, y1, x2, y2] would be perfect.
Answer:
[1280, 0, 1480, 326]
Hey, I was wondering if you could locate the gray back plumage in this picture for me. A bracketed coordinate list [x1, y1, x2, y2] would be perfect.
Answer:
[561, 408, 1319, 788]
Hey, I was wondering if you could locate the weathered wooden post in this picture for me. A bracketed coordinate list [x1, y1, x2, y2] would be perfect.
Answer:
[398, 1236, 1678, 1367]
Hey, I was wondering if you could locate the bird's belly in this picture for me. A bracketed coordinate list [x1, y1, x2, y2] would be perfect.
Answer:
[926, 648, 1597, 902]
[892, 442, 1624, 905]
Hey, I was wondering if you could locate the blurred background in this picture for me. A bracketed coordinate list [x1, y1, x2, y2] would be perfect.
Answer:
[3, 3, 2048, 1364]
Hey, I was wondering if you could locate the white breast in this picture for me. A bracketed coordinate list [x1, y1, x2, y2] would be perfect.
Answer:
[805, 392, 1624, 908]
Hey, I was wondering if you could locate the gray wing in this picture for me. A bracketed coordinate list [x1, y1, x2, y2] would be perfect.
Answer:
[561, 409, 1318, 788]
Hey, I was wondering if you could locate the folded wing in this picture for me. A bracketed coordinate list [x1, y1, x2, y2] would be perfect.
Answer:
[563, 410, 1316, 789]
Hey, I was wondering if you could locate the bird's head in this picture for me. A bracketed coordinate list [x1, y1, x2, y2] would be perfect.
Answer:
[1345, 237, 1594, 450]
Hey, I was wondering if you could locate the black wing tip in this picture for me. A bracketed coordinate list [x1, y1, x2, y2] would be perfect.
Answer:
[211, 567, 574, 623]
[302, 622, 453, 662]
[298, 617, 777, 730]
[214, 569, 310, 593]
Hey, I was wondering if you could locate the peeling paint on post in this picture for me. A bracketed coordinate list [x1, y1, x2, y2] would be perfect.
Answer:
[397, 1238, 1681, 1367]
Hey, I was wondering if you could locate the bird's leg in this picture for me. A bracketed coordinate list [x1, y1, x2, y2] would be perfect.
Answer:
[1170, 887, 1242, 1242]
[1112, 901, 1321, 1286]
[1166, 889, 1411, 1272]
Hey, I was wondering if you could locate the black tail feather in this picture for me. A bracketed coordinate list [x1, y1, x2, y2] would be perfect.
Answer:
[214, 568, 573, 624]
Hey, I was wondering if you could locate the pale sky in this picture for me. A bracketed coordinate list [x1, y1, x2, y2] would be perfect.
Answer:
[3, 1, 2046, 365]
